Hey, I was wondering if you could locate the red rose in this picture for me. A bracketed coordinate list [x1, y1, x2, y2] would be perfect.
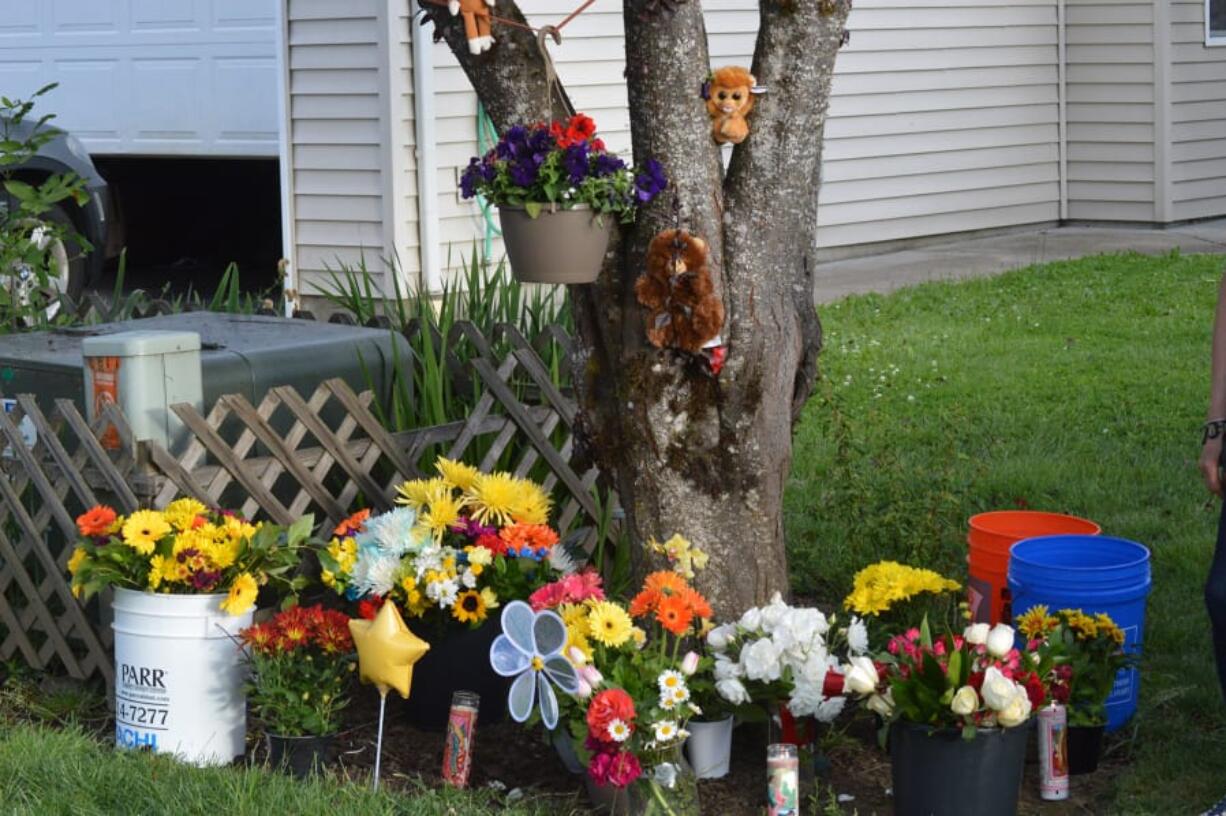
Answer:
[1022, 671, 1046, 709]
[586, 688, 635, 742]
[357, 595, 385, 621]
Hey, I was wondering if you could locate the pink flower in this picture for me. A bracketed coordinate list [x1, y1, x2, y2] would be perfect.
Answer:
[588, 750, 642, 788]
[529, 582, 566, 611]
[529, 570, 606, 611]
[905, 627, 921, 642]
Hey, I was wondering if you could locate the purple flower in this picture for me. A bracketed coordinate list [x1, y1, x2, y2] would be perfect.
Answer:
[528, 126, 555, 155]
[460, 157, 482, 199]
[510, 159, 540, 187]
[634, 159, 668, 203]
[593, 154, 625, 177]
[563, 143, 590, 185]
[497, 125, 529, 160]
[450, 517, 497, 540]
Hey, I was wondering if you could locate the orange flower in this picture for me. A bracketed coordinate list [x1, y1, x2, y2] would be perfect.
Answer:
[679, 586, 712, 620]
[644, 570, 686, 595]
[76, 505, 118, 537]
[629, 588, 659, 618]
[656, 594, 693, 636]
[334, 508, 371, 537]
[499, 523, 560, 554]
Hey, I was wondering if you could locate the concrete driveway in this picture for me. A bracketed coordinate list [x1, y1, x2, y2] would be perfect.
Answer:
[814, 219, 1226, 303]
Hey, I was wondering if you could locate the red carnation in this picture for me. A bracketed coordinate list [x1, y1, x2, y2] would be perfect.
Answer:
[357, 595, 385, 621]
[586, 688, 636, 742]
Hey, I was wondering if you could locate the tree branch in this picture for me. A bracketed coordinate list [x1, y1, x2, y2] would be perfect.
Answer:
[418, 0, 571, 128]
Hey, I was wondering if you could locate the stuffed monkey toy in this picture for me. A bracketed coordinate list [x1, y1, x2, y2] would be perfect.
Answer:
[705, 66, 756, 145]
[635, 229, 725, 353]
[449, 0, 496, 55]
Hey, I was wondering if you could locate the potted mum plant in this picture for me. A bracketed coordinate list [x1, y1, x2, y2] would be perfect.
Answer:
[460, 113, 667, 284]
[1017, 605, 1135, 774]
[68, 500, 312, 766]
[241, 604, 355, 778]
[319, 457, 586, 728]
[846, 619, 1046, 816]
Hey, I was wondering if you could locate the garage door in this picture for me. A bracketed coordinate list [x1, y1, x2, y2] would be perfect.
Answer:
[0, 0, 279, 157]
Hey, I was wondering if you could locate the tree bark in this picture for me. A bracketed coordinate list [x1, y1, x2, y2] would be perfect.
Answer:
[422, 0, 851, 618]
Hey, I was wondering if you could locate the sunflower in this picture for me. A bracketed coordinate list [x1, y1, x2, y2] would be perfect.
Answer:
[588, 601, 634, 648]
[436, 456, 480, 491]
[76, 505, 118, 537]
[656, 594, 693, 636]
[121, 510, 172, 555]
[219, 572, 259, 616]
[453, 589, 488, 623]
[163, 498, 207, 531]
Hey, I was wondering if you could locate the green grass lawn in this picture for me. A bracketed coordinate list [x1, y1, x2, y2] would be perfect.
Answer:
[785, 250, 1226, 814]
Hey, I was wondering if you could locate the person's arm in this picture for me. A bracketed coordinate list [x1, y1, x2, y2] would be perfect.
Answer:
[1200, 268, 1226, 496]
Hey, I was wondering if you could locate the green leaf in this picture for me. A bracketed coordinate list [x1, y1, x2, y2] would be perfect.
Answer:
[962, 723, 977, 741]
[919, 615, 933, 649]
[286, 514, 314, 547]
[524, 200, 543, 219]
[946, 650, 963, 688]
[4, 180, 36, 202]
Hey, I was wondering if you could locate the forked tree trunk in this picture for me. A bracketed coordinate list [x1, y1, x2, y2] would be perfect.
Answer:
[423, 0, 850, 618]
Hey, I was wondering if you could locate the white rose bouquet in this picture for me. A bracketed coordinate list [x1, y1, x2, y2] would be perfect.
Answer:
[705, 593, 870, 722]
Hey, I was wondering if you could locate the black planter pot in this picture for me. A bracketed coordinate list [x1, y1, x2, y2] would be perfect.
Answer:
[266, 733, 333, 778]
[889, 721, 1030, 816]
[404, 618, 511, 730]
[1067, 724, 1105, 775]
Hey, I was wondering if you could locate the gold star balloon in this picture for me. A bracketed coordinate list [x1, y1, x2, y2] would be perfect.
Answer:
[349, 601, 430, 699]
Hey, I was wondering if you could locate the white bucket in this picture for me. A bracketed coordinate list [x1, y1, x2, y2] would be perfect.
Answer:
[685, 716, 734, 778]
[111, 587, 251, 766]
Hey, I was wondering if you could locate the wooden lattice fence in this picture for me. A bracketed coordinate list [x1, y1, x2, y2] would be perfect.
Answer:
[0, 320, 608, 688]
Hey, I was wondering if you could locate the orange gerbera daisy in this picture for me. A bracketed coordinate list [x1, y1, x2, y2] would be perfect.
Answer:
[656, 594, 693, 636]
[334, 508, 371, 537]
[644, 570, 686, 595]
[629, 588, 659, 618]
[679, 586, 712, 620]
[76, 505, 118, 537]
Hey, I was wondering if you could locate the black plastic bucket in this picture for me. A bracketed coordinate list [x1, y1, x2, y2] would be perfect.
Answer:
[266, 733, 332, 778]
[890, 721, 1030, 816]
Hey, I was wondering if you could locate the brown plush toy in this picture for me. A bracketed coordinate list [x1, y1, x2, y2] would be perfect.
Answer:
[705, 66, 756, 145]
[635, 229, 725, 353]
[449, 0, 496, 55]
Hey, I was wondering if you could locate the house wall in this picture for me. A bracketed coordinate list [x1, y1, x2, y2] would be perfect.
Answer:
[282, 0, 407, 299]
[1063, 0, 1157, 222]
[428, 0, 1063, 277]
[1169, 0, 1226, 221]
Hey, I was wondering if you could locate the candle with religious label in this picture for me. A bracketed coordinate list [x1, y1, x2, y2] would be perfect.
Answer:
[1038, 702, 1070, 801]
[442, 690, 480, 788]
[767, 743, 799, 816]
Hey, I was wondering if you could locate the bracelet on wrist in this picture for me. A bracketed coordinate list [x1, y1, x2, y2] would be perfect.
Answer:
[1204, 419, 1226, 444]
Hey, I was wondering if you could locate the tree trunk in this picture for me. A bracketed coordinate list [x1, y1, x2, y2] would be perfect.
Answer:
[422, 0, 851, 618]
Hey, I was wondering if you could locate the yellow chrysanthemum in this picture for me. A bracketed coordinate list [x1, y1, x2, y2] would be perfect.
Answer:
[510, 481, 552, 526]
[221, 515, 258, 543]
[395, 477, 450, 508]
[66, 547, 88, 576]
[219, 572, 259, 616]
[464, 472, 524, 527]
[121, 510, 172, 556]
[587, 601, 633, 648]
[844, 561, 961, 616]
[420, 490, 465, 539]
[206, 538, 239, 570]
[436, 456, 480, 491]
[162, 498, 207, 531]
[147, 555, 168, 589]
[1016, 605, 1056, 640]
[559, 603, 590, 633]
[328, 537, 358, 575]
[466, 545, 493, 567]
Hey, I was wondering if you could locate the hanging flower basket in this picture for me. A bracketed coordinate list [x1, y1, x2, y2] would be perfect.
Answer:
[460, 113, 668, 285]
[498, 205, 613, 284]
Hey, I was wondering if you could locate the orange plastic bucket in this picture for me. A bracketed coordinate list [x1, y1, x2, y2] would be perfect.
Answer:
[967, 510, 1101, 624]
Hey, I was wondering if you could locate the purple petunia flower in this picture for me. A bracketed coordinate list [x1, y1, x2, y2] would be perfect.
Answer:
[528, 126, 555, 155]
[592, 154, 626, 177]
[563, 142, 590, 185]
[634, 159, 668, 203]
[460, 157, 482, 199]
[498, 125, 529, 160]
[510, 159, 540, 187]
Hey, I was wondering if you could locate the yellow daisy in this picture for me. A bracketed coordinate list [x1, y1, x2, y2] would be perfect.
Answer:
[162, 498, 207, 531]
[1016, 605, 1054, 639]
[219, 572, 259, 616]
[121, 510, 172, 556]
[587, 601, 633, 648]
[436, 456, 480, 491]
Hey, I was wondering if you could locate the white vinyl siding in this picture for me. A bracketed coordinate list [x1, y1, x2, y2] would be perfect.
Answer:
[1170, 0, 1226, 220]
[1064, 0, 1156, 222]
[284, 0, 402, 298]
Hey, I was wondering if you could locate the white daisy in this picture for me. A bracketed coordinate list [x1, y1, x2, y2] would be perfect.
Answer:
[608, 719, 631, 743]
[657, 670, 685, 696]
[670, 685, 691, 705]
[653, 720, 679, 742]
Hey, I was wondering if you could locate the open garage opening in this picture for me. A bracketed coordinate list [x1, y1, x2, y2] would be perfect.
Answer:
[93, 157, 282, 299]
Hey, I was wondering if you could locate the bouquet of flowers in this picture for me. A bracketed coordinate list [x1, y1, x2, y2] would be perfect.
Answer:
[705, 593, 867, 723]
[844, 560, 962, 619]
[240, 604, 355, 736]
[850, 620, 1046, 739]
[460, 113, 667, 223]
[319, 458, 578, 629]
[1016, 605, 1135, 727]
[68, 500, 312, 616]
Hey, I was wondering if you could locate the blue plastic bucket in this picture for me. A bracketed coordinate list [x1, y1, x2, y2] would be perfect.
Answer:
[1007, 534, 1151, 732]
